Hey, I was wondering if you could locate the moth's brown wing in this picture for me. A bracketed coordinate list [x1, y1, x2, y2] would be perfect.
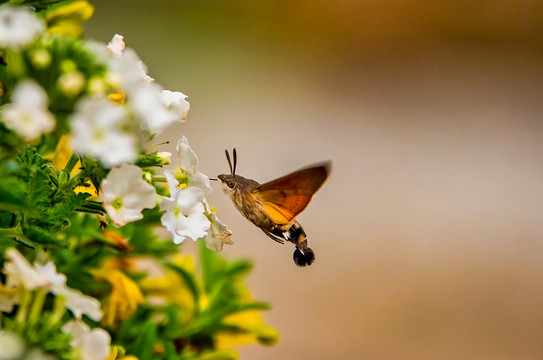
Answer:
[254, 162, 331, 225]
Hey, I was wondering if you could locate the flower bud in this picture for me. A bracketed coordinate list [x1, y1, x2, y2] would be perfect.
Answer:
[30, 49, 51, 68]
[157, 151, 172, 165]
[58, 72, 85, 97]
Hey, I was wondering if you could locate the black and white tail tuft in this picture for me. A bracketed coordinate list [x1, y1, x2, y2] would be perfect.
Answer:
[293, 239, 315, 267]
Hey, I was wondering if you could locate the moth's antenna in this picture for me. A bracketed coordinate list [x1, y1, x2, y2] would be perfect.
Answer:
[233, 148, 237, 177]
[225, 149, 233, 176]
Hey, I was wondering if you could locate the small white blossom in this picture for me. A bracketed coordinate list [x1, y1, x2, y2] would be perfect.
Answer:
[160, 171, 211, 244]
[4, 249, 102, 321]
[4, 248, 48, 290]
[110, 47, 154, 89]
[70, 97, 136, 167]
[157, 151, 172, 165]
[161, 90, 190, 121]
[1, 80, 55, 141]
[0, 7, 45, 48]
[204, 211, 233, 252]
[101, 164, 157, 227]
[130, 83, 178, 133]
[177, 136, 213, 194]
[62, 320, 111, 360]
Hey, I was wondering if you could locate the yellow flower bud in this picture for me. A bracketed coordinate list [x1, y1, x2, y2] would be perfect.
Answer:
[29, 49, 51, 69]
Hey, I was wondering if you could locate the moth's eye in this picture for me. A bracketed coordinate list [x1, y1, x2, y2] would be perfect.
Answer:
[227, 181, 235, 189]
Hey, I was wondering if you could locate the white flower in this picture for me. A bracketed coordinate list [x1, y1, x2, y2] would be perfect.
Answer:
[62, 320, 111, 360]
[4, 249, 102, 321]
[110, 46, 154, 89]
[160, 171, 211, 244]
[101, 164, 157, 227]
[130, 83, 178, 133]
[0, 331, 24, 360]
[204, 211, 233, 252]
[176, 136, 213, 194]
[70, 97, 136, 167]
[1, 80, 55, 141]
[161, 90, 190, 121]
[0, 7, 45, 48]
[106, 34, 125, 58]
[4, 248, 48, 290]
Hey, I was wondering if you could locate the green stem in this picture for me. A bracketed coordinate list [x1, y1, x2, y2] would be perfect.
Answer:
[152, 175, 167, 183]
[48, 294, 66, 328]
[15, 289, 32, 325]
[28, 288, 48, 325]
[0, 228, 18, 236]
[60, 153, 80, 184]
[152, 172, 188, 184]
[4, 49, 25, 78]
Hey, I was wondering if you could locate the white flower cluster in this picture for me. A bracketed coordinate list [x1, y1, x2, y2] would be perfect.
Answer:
[4, 248, 102, 320]
[1, 249, 111, 360]
[101, 137, 233, 251]
[70, 34, 190, 166]
[0, 7, 232, 251]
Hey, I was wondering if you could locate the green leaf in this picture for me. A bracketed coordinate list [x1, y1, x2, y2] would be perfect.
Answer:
[128, 321, 157, 360]
[166, 263, 200, 314]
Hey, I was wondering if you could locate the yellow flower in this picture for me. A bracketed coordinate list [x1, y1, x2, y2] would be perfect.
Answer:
[93, 269, 144, 328]
[103, 346, 139, 360]
[45, 1, 94, 37]
[216, 310, 279, 348]
[47, 135, 98, 198]
[139, 256, 195, 322]
[46, 135, 73, 171]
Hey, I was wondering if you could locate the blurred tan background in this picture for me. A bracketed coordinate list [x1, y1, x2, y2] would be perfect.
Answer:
[87, 1, 543, 359]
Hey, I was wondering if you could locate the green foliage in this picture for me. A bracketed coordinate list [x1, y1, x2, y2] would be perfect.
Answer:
[0, 1, 278, 358]
[4, 312, 74, 360]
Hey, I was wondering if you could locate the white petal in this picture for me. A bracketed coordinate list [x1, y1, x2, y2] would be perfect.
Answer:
[106, 34, 125, 58]
[101, 165, 157, 226]
[81, 328, 111, 360]
[131, 84, 176, 133]
[176, 136, 198, 172]
[161, 90, 190, 121]
[1, 80, 55, 141]
[62, 320, 111, 360]
[176, 187, 205, 215]
[188, 171, 213, 195]
[204, 212, 233, 252]
[162, 170, 180, 199]
[55, 287, 102, 321]
[0, 8, 45, 48]
[12, 80, 48, 108]
[4, 248, 47, 290]
[174, 212, 210, 241]
[33, 262, 66, 287]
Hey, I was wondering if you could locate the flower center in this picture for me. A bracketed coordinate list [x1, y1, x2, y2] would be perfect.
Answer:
[112, 197, 123, 210]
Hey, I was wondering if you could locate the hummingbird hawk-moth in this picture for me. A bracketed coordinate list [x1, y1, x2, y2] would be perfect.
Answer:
[217, 149, 330, 267]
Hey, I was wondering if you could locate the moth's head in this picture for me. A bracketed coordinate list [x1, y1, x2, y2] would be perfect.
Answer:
[218, 148, 239, 195]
